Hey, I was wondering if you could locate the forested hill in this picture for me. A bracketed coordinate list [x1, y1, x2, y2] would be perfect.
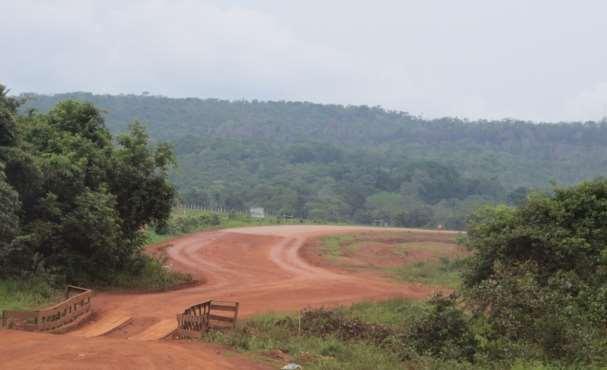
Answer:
[21, 92, 607, 228]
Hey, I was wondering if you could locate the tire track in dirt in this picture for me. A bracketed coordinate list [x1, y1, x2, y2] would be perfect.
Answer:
[1, 225, 459, 370]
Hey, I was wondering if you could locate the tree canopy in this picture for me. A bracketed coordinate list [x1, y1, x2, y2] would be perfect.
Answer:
[462, 179, 607, 361]
[21, 92, 607, 228]
[0, 86, 175, 283]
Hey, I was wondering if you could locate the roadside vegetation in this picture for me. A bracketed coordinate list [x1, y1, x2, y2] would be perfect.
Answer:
[0, 85, 179, 311]
[206, 298, 601, 370]
[392, 257, 465, 288]
[0, 278, 61, 311]
[208, 180, 607, 369]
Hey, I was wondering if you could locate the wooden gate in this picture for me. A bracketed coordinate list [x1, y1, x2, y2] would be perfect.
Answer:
[176, 300, 239, 338]
[1, 285, 92, 333]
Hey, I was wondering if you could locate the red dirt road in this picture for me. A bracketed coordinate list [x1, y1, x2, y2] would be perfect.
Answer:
[0, 225, 459, 370]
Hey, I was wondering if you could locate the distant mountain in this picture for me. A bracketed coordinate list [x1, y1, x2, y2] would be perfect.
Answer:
[21, 92, 607, 229]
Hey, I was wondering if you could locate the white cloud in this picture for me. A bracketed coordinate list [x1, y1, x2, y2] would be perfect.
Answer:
[1, 0, 606, 121]
[565, 82, 607, 121]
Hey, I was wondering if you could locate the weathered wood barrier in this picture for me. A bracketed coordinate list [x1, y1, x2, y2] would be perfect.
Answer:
[176, 300, 239, 338]
[1, 285, 92, 333]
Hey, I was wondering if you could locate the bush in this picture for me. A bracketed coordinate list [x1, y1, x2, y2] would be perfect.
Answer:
[298, 308, 394, 345]
[405, 294, 477, 362]
[0, 276, 60, 311]
[462, 180, 607, 364]
[103, 255, 192, 291]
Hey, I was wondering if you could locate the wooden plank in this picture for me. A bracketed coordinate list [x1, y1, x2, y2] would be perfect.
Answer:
[128, 319, 177, 341]
[210, 304, 238, 312]
[208, 314, 235, 323]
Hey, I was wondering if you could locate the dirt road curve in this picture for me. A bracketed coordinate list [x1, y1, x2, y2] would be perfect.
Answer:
[0, 225, 458, 370]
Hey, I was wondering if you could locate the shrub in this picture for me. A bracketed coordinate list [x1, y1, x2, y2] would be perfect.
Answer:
[405, 294, 477, 362]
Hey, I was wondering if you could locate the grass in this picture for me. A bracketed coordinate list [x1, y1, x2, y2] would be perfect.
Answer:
[0, 278, 61, 312]
[203, 299, 600, 370]
[205, 309, 406, 370]
[391, 256, 466, 288]
[319, 234, 356, 259]
[101, 255, 193, 292]
[319, 233, 466, 288]
[345, 298, 430, 327]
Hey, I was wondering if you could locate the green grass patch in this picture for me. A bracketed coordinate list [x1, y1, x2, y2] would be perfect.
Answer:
[319, 234, 356, 259]
[102, 255, 192, 292]
[391, 256, 465, 288]
[345, 298, 430, 327]
[0, 278, 61, 312]
[395, 242, 454, 256]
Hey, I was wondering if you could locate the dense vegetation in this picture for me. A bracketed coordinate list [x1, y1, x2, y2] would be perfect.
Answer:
[208, 179, 607, 369]
[461, 180, 607, 363]
[0, 85, 176, 288]
[21, 92, 607, 229]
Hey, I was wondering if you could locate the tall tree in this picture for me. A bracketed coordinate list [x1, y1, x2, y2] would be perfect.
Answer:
[0, 93, 175, 282]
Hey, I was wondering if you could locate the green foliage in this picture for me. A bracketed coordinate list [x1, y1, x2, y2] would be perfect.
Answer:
[0, 90, 175, 285]
[345, 298, 430, 328]
[406, 294, 477, 362]
[394, 206, 435, 227]
[319, 234, 355, 259]
[0, 166, 20, 254]
[205, 309, 406, 370]
[110, 122, 175, 239]
[392, 257, 465, 288]
[0, 85, 18, 147]
[101, 255, 191, 292]
[155, 211, 221, 235]
[0, 277, 60, 311]
[463, 179, 607, 363]
[22, 92, 607, 229]
[205, 299, 589, 370]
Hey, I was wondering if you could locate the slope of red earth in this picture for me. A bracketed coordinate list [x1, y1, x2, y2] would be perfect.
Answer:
[0, 225, 460, 370]
[301, 230, 466, 275]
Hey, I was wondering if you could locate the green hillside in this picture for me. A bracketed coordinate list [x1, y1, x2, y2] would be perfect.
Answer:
[21, 93, 607, 228]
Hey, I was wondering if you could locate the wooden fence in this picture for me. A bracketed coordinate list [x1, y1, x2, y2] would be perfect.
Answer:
[1, 285, 92, 333]
[176, 300, 239, 338]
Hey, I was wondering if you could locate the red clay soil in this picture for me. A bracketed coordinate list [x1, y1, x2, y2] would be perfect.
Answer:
[0, 225, 460, 370]
[302, 230, 466, 271]
[0, 329, 269, 370]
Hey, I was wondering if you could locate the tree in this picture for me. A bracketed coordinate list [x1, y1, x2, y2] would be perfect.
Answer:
[0, 166, 20, 273]
[109, 121, 175, 245]
[463, 180, 607, 360]
[395, 206, 434, 227]
[0, 95, 175, 282]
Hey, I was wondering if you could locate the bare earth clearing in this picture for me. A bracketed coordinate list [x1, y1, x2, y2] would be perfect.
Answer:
[0, 225, 459, 370]
[303, 230, 465, 274]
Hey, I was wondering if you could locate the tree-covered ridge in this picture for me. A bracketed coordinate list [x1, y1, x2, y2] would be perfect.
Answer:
[21, 92, 607, 228]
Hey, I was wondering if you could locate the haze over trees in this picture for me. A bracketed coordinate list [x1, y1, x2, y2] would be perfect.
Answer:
[21, 92, 607, 229]
[0, 86, 175, 283]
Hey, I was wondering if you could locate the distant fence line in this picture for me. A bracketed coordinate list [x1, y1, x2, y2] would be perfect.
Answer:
[175, 204, 291, 219]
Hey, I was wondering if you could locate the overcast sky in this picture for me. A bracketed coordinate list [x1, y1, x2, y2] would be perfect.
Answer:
[1, 0, 606, 122]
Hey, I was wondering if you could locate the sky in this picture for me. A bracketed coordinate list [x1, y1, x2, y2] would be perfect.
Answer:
[1, 0, 606, 122]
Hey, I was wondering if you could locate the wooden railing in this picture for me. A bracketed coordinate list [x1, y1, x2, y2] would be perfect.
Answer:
[176, 300, 239, 338]
[1, 285, 93, 333]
